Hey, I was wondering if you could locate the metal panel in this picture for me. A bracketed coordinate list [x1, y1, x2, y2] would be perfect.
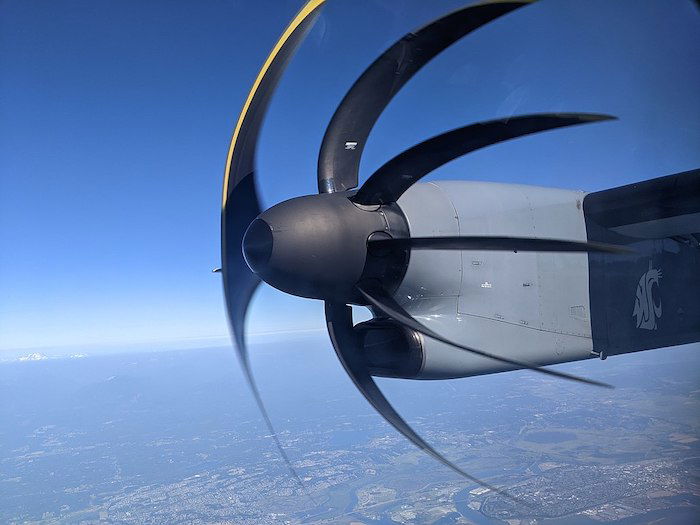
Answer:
[432, 181, 592, 338]
[528, 186, 592, 338]
[395, 183, 462, 304]
[441, 181, 541, 329]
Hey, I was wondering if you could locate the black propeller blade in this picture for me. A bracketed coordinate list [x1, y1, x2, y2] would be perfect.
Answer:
[356, 282, 613, 389]
[368, 235, 632, 254]
[317, 0, 533, 194]
[222, 174, 262, 378]
[353, 113, 616, 205]
[325, 302, 520, 501]
[221, 0, 325, 501]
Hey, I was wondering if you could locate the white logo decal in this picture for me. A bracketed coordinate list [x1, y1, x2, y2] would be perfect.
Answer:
[344, 141, 358, 150]
[633, 261, 662, 330]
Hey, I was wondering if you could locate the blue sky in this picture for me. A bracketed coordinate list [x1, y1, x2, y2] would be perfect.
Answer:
[1, 0, 698, 352]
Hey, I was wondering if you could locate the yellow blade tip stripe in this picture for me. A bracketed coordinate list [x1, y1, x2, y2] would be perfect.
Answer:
[222, 0, 326, 209]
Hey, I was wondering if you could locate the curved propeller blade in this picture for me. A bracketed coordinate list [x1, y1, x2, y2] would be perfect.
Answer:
[325, 301, 518, 500]
[222, 0, 325, 207]
[353, 113, 616, 205]
[356, 282, 613, 389]
[367, 234, 632, 254]
[222, 176, 262, 371]
[221, 0, 326, 502]
[317, 0, 534, 194]
[223, 182, 317, 500]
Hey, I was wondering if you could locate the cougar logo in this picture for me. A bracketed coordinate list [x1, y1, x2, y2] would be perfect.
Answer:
[632, 261, 662, 330]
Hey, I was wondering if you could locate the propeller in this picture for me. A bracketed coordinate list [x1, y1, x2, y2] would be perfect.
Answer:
[222, 0, 623, 499]
[221, 0, 325, 501]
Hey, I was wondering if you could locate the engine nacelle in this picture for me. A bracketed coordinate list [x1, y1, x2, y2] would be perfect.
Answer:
[361, 181, 597, 380]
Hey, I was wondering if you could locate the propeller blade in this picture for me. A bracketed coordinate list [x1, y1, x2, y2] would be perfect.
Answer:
[221, 0, 326, 502]
[222, 0, 324, 208]
[356, 282, 613, 389]
[223, 182, 315, 500]
[325, 301, 519, 500]
[367, 234, 632, 254]
[354, 113, 616, 205]
[317, 0, 534, 194]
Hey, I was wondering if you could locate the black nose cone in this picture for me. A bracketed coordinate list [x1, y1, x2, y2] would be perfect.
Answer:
[243, 218, 273, 274]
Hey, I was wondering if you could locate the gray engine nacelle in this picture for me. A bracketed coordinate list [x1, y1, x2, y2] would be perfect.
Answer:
[357, 181, 598, 380]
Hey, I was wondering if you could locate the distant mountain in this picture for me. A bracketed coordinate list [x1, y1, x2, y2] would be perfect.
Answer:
[3, 352, 88, 363]
[18, 352, 48, 362]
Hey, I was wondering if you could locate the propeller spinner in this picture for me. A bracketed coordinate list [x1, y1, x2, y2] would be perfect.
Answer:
[222, 0, 623, 500]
